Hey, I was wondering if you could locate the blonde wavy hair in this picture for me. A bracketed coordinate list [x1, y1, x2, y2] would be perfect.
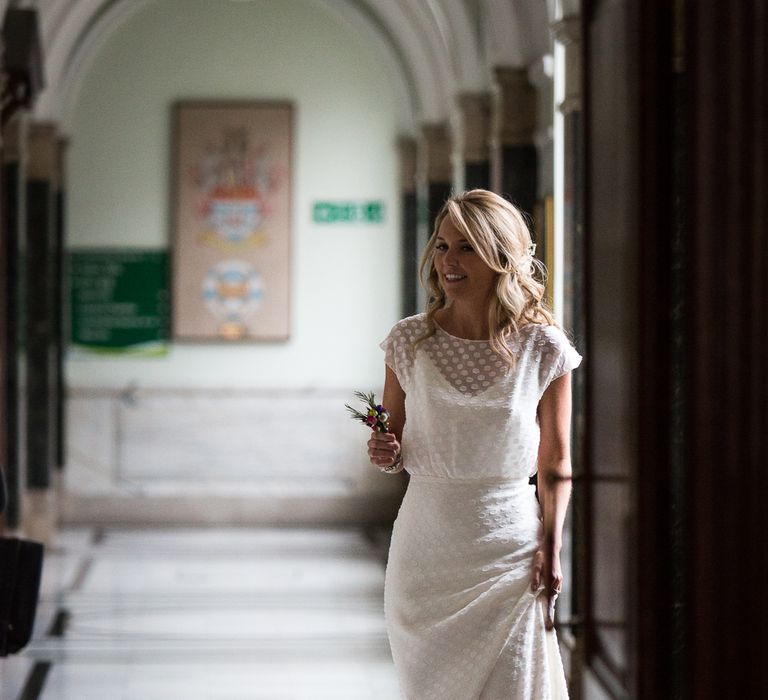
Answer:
[416, 189, 559, 366]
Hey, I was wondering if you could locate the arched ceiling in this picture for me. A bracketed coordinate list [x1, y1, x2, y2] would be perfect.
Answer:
[10, 0, 553, 130]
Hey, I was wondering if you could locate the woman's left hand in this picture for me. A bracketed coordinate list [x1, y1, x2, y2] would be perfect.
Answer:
[530, 541, 563, 630]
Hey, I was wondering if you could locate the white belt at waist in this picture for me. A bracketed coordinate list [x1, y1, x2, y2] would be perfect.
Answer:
[407, 472, 532, 487]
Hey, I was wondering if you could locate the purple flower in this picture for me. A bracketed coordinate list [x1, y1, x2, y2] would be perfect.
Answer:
[346, 391, 392, 436]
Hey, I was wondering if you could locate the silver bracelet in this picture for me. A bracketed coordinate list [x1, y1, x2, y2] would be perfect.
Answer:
[381, 452, 403, 473]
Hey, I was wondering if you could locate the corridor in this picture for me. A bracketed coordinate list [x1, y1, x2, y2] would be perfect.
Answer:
[4, 527, 399, 700]
[3, 0, 766, 696]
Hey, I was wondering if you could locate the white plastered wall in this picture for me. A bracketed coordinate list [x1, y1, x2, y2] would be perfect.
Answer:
[64, 0, 407, 390]
[58, 0, 412, 520]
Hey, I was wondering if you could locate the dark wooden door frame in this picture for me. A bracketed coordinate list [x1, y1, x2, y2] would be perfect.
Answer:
[583, 1, 768, 697]
[685, 2, 768, 698]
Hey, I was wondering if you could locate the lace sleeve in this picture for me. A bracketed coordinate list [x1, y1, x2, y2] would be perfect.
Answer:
[379, 317, 418, 390]
[538, 325, 583, 393]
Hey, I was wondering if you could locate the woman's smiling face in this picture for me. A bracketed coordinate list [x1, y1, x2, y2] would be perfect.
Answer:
[433, 217, 497, 303]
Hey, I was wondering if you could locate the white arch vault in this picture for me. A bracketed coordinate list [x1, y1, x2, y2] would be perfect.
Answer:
[12, 0, 553, 130]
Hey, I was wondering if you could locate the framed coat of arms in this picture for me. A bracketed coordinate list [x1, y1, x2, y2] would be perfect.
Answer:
[171, 101, 292, 341]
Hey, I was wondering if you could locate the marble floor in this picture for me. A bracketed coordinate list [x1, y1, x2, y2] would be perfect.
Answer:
[3, 527, 400, 700]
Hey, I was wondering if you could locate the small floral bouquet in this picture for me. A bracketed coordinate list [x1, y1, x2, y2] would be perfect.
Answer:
[345, 391, 391, 433]
[345, 391, 403, 473]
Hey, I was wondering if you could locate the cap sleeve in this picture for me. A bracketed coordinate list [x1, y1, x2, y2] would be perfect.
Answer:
[537, 325, 583, 393]
[379, 316, 420, 390]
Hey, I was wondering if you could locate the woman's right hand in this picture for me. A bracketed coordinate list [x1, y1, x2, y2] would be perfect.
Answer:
[367, 431, 401, 469]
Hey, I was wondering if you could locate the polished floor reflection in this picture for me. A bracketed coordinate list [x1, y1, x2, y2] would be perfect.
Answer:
[18, 527, 399, 699]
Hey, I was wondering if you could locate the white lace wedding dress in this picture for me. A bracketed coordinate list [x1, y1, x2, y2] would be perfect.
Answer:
[380, 313, 582, 700]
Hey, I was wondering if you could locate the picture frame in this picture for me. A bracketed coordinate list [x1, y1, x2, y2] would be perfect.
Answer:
[171, 100, 293, 341]
[533, 196, 556, 307]
[544, 195, 555, 307]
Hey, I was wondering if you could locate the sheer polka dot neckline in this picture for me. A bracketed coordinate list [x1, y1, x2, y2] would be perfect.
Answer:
[433, 320, 492, 343]
[380, 314, 556, 398]
[425, 325, 525, 396]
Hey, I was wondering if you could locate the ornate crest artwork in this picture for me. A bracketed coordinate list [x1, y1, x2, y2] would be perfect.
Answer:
[171, 101, 292, 341]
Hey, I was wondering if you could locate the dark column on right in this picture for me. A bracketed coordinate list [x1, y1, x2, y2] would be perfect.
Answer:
[583, 1, 768, 698]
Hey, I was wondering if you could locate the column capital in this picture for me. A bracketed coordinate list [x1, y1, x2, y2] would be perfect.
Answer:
[492, 67, 537, 146]
[493, 66, 534, 92]
[420, 122, 452, 183]
[553, 16, 583, 114]
[27, 121, 59, 182]
[396, 135, 418, 193]
[457, 92, 491, 163]
[551, 16, 582, 46]
[457, 92, 491, 112]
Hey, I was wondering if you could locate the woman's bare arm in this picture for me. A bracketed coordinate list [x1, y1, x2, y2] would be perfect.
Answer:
[531, 371, 574, 626]
[536, 370, 574, 551]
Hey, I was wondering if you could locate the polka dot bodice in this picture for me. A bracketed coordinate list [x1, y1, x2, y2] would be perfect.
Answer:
[379, 313, 582, 481]
[420, 326, 513, 396]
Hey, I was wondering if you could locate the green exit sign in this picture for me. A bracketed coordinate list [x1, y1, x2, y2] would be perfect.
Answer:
[313, 201, 385, 224]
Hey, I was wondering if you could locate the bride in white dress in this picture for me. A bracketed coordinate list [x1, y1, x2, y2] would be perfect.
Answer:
[367, 190, 581, 699]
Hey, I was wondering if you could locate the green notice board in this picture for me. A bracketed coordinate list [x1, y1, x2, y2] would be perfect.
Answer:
[69, 250, 169, 353]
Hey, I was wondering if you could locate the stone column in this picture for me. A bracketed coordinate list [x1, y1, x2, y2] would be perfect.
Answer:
[491, 67, 538, 218]
[458, 93, 491, 191]
[54, 137, 68, 476]
[418, 123, 452, 311]
[24, 121, 59, 546]
[552, 16, 584, 343]
[528, 57, 555, 207]
[524, 57, 555, 308]
[1, 115, 27, 532]
[553, 16, 586, 695]
[397, 136, 419, 317]
[420, 123, 452, 232]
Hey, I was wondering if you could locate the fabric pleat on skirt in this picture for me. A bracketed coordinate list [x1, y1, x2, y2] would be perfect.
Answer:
[384, 475, 569, 700]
